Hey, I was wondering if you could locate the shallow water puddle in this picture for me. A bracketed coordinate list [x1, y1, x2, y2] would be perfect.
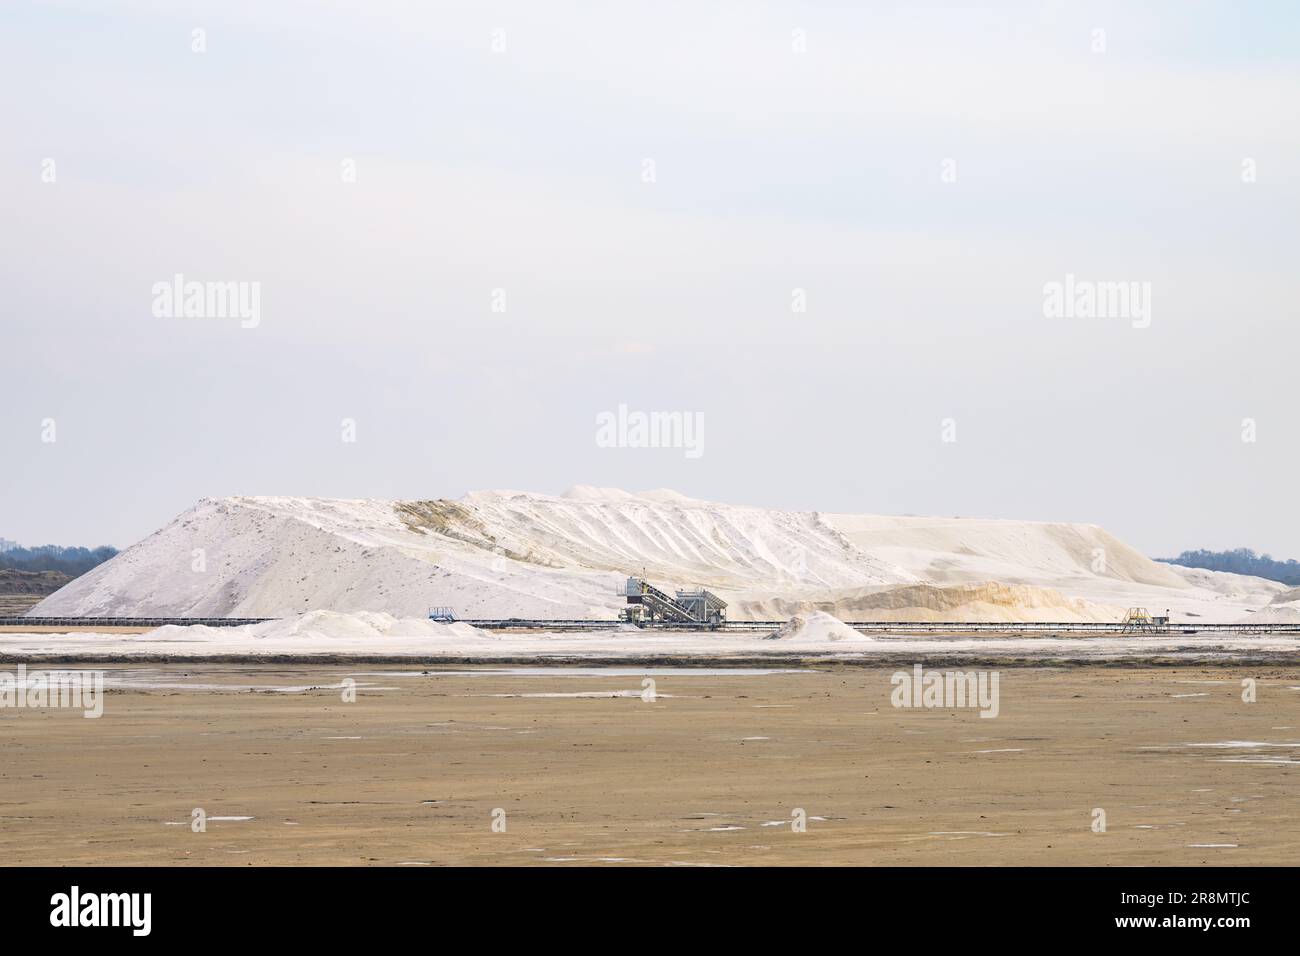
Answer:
[349, 667, 812, 679]
[163, 815, 253, 825]
[761, 816, 828, 827]
[91, 670, 399, 693]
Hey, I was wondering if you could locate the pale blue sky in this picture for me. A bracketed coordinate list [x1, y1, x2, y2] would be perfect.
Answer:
[2, 1, 1298, 558]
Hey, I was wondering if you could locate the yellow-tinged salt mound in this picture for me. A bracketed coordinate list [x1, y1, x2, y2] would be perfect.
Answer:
[738, 581, 1120, 623]
[821, 513, 1187, 588]
[768, 611, 865, 642]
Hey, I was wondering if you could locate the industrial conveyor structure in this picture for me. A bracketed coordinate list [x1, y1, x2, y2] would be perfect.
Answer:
[1120, 607, 1171, 633]
[622, 576, 727, 627]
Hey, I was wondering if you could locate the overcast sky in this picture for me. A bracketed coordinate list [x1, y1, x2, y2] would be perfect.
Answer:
[2, 0, 1297, 558]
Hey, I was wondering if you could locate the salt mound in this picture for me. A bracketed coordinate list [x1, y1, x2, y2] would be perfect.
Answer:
[562, 485, 637, 502]
[1270, 586, 1300, 605]
[739, 581, 1118, 624]
[151, 610, 493, 643]
[1236, 602, 1300, 625]
[768, 611, 866, 642]
[1169, 565, 1290, 602]
[32, 487, 1285, 625]
[252, 610, 492, 641]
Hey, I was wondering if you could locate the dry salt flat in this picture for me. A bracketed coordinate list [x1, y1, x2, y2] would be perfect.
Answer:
[5, 662, 1298, 866]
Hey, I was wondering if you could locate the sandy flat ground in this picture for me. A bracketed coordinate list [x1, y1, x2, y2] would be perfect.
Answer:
[2, 663, 1298, 866]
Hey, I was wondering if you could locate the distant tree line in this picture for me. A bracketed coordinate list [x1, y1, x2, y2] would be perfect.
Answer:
[0, 544, 119, 577]
[1157, 548, 1300, 587]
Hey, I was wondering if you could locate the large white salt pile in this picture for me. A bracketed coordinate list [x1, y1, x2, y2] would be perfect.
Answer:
[31, 488, 1292, 624]
[767, 611, 867, 642]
